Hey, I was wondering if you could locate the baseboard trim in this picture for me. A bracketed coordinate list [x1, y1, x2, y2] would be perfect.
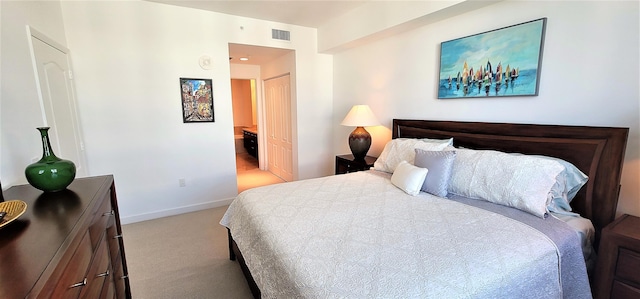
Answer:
[120, 198, 234, 224]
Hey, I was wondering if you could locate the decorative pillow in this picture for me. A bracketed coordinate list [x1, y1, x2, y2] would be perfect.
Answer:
[448, 148, 565, 218]
[414, 149, 457, 197]
[374, 138, 452, 173]
[391, 161, 429, 196]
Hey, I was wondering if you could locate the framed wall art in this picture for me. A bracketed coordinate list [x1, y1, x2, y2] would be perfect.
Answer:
[180, 78, 214, 122]
[438, 18, 547, 99]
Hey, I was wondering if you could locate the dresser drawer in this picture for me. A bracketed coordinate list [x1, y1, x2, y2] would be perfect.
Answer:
[615, 248, 640, 286]
[89, 192, 113, 249]
[50, 231, 93, 298]
[80, 234, 111, 299]
[100, 275, 116, 299]
[611, 280, 640, 299]
[100, 275, 117, 299]
[105, 215, 127, 299]
[106, 217, 122, 265]
[112, 255, 127, 299]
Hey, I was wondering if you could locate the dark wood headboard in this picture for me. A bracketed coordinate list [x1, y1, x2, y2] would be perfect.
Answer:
[393, 119, 628, 244]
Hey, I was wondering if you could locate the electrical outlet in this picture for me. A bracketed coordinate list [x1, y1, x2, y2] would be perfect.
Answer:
[178, 178, 186, 187]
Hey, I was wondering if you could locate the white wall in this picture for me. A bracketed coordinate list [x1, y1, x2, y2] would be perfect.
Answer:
[56, 0, 332, 223]
[332, 1, 640, 217]
[0, 0, 333, 224]
[0, 1, 69, 188]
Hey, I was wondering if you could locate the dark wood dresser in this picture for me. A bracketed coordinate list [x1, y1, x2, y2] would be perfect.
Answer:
[0, 175, 131, 298]
[594, 214, 640, 299]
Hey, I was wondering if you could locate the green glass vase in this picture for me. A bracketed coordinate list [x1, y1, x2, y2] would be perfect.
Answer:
[25, 127, 76, 192]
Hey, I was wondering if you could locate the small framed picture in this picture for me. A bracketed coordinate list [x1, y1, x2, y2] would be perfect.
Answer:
[179, 78, 214, 123]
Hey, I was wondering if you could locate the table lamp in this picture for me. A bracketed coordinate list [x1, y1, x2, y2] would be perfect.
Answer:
[340, 105, 380, 160]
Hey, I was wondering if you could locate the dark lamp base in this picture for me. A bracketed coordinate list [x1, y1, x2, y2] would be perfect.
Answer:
[348, 126, 371, 160]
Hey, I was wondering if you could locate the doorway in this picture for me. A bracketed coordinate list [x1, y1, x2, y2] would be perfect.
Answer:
[230, 78, 284, 193]
[229, 43, 294, 192]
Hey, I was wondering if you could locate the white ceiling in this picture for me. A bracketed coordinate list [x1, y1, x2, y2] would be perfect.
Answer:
[147, 0, 368, 65]
[147, 0, 368, 28]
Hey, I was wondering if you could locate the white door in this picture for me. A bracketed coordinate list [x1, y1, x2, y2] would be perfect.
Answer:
[29, 28, 88, 177]
[264, 74, 293, 182]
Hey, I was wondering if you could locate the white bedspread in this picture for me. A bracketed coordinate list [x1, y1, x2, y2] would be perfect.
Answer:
[221, 171, 565, 298]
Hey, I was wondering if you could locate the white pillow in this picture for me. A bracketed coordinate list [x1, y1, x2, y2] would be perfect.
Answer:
[374, 138, 452, 173]
[391, 161, 429, 196]
[509, 153, 588, 216]
[448, 148, 565, 218]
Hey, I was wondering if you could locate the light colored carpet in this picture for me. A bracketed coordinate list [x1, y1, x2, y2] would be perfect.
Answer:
[122, 206, 253, 299]
[121, 154, 283, 298]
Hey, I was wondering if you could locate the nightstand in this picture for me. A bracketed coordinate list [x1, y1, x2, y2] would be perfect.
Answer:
[335, 154, 376, 175]
[594, 214, 640, 299]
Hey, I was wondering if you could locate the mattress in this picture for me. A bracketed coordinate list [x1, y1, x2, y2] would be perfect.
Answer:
[221, 170, 592, 298]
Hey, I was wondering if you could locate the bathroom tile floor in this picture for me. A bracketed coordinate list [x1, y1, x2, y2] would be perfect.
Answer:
[236, 152, 259, 172]
[236, 153, 284, 193]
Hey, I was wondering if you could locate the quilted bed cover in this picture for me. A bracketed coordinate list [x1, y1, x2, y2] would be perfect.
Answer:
[220, 171, 592, 298]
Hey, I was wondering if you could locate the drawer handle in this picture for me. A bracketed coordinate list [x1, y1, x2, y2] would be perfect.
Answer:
[103, 210, 115, 217]
[69, 278, 87, 289]
[97, 270, 110, 277]
[121, 275, 129, 280]
[113, 234, 123, 239]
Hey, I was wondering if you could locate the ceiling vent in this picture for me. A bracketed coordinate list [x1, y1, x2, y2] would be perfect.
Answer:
[272, 29, 290, 41]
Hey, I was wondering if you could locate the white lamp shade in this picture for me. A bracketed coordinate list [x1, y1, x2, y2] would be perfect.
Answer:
[340, 105, 380, 127]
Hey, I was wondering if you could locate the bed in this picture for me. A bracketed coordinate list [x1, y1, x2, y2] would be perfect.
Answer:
[221, 119, 628, 298]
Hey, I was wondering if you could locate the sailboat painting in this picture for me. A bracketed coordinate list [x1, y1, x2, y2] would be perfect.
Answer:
[438, 18, 546, 99]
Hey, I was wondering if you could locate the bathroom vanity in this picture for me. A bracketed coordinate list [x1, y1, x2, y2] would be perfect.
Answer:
[243, 127, 258, 160]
